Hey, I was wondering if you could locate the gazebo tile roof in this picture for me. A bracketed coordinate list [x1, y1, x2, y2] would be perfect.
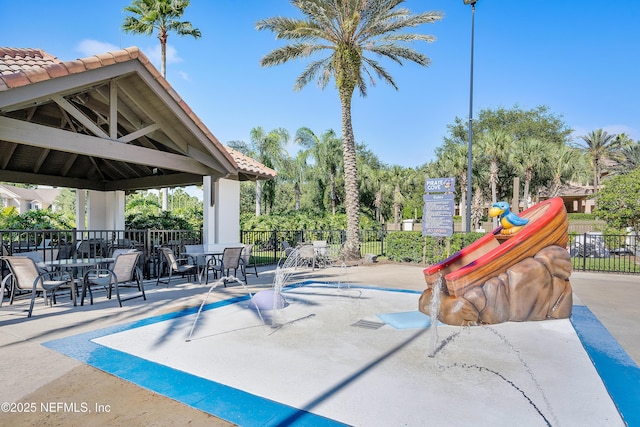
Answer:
[0, 46, 277, 180]
[0, 48, 59, 74]
[82, 55, 102, 70]
[23, 66, 50, 83]
[64, 59, 86, 75]
[226, 146, 277, 177]
[112, 49, 132, 63]
[2, 71, 30, 88]
[46, 63, 69, 79]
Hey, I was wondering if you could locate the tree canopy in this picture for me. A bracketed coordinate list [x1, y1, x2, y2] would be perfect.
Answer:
[594, 167, 640, 232]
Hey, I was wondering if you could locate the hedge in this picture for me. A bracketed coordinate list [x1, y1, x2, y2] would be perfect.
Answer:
[385, 231, 486, 265]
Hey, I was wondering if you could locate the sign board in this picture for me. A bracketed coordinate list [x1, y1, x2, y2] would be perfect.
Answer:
[425, 177, 456, 193]
[422, 194, 455, 237]
[422, 177, 456, 237]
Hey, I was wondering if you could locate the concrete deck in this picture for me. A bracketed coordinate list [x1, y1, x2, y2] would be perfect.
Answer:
[0, 263, 638, 426]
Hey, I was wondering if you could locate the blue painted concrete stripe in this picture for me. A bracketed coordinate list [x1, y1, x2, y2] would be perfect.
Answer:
[43, 283, 640, 427]
[571, 305, 640, 427]
[44, 284, 352, 426]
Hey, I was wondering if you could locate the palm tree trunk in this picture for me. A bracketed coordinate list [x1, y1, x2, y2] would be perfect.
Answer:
[490, 160, 499, 228]
[340, 92, 360, 260]
[393, 184, 401, 228]
[550, 175, 561, 198]
[523, 169, 533, 209]
[159, 32, 168, 78]
[330, 171, 337, 215]
[159, 33, 168, 209]
[255, 181, 262, 216]
[294, 182, 301, 210]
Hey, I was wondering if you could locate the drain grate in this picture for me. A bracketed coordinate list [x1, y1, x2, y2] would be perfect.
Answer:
[351, 319, 385, 330]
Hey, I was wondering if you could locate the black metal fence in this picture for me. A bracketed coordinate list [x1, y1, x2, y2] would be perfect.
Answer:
[569, 232, 640, 274]
[1, 228, 202, 280]
[239, 229, 385, 266]
[2, 228, 639, 276]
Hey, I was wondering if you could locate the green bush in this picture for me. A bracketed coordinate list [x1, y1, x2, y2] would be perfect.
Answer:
[0, 208, 73, 230]
[240, 211, 380, 231]
[568, 213, 596, 221]
[125, 211, 194, 230]
[385, 231, 486, 264]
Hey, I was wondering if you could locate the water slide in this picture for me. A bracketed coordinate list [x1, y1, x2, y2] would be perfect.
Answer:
[424, 197, 568, 296]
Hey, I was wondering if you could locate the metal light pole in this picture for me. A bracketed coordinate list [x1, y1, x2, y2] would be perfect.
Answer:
[463, 0, 477, 233]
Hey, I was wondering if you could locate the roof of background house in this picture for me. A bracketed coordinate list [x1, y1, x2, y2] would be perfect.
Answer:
[0, 47, 276, 184]
[0, 183, 60, 205]
[539, 183, 595, 198]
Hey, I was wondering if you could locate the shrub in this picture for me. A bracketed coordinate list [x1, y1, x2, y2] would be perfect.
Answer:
[385, 231, 486, 264]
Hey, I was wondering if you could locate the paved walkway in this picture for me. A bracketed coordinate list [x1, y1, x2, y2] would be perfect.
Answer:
[0, 263, 638, 425]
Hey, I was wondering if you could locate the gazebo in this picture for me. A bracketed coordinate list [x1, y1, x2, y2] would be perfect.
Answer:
[0, 47, 275, 243]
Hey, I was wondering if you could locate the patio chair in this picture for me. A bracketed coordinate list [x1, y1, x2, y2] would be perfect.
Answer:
[183, 244, 209, 269]
[312, 240, 329, 268]
[326, 242, 347, 268]
[15, 251, 48, 272]
[76, 238, 107, 258]
[241, 244, 258, 280]
[207, 246, 244, 286]
[16, 250, 75, 299]
[297, 243, 317, 270]
[156, 247, 198, 286]
[1, 244, 9, 296]
[0, 256, 74, 318]
[282, 241, 294, 257]
[81, 251, 146, 307]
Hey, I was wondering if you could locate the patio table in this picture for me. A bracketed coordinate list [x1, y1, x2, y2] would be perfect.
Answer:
[44, 257, 115, 306]
[183, 244, 244, 284]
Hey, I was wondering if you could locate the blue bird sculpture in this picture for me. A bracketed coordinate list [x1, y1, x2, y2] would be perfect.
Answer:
[488, 201, 529, 235]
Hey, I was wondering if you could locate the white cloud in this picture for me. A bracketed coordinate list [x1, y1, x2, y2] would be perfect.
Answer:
[76, 39, 119, 56]
[145, 44, 183, 68]
[177, 70, 191, 82]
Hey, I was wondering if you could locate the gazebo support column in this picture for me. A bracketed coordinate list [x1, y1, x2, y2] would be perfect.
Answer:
[203, 177, 240, 245]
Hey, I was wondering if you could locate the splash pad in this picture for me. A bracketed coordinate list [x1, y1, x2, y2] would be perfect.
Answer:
[43, 277, 634, 426]
[41, 238, 638, 425]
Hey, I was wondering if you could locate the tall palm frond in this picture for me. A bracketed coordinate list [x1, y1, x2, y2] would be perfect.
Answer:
[257, 0, 442, 259]
[122, 0, 201, 78]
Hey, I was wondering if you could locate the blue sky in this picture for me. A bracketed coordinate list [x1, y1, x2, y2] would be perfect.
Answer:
[3, 0, 639, 168]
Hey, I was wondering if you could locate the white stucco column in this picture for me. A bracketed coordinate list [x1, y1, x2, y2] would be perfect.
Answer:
[109, 191, 126, 229]
[202, 176, 217, 245]
[87, 190, 108, 229]
[203, 177, 241, 245]
[216, 178, 240, 243]
[86, 190, 126, 229]
[76, 189, 86, 230]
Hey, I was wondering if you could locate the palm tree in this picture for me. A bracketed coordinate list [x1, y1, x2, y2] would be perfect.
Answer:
[578, 129, 620, 194]
[609, 135, 640, 175]
[509, 138, 549, 209]
[435, 140, 470, 230]
[360, 163, 390, 223]
[122, 0, 201, 210]
[249, 127, 290, 216]
[613, 142, 640, 174]
[547, 145, 582, 198]
[387, 165, 417, 228]
[295, 127, 343, 214]
[122, 0, 201, 78]
[257, 0, 442, 260]
[273, 146, 310, 211]
[478, 130, 512, 226]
